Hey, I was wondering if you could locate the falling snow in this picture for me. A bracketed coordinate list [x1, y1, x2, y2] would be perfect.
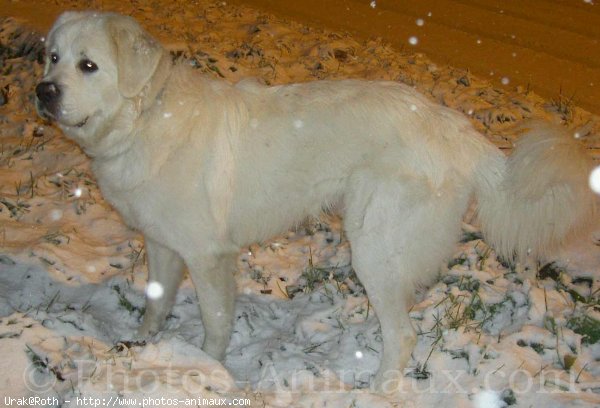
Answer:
[589, 166, 600, 194]
[146, 281, 165, 299]
[408, 36, 419, 45]
[49, 209, 63, 221]
[0, 4, 599, 408]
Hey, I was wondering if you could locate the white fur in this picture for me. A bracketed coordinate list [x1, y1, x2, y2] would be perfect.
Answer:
[37, 12, 595, 393]
[477, 122, 595, 260]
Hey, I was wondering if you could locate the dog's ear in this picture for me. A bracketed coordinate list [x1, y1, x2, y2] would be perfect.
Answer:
[107, 15, 164, 98]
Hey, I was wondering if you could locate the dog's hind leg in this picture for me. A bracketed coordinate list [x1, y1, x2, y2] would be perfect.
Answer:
[344, 170, 470, 393]
[138, 237, 185, 337]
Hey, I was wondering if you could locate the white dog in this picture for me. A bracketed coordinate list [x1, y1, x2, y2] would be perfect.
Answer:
[36, 12, 594, 392]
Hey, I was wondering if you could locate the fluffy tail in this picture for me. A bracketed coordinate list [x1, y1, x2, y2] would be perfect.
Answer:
[476, 123, 595, 262]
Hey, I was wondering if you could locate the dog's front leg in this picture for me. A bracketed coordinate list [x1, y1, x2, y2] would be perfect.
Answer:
[137, 237, 185, 337]
[185, 252, 237, 361]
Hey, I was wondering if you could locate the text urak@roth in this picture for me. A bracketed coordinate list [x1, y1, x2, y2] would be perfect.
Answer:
[4, 396, 252, 406]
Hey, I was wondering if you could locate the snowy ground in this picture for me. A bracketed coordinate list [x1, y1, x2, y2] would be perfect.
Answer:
[1, 1, 600, 407]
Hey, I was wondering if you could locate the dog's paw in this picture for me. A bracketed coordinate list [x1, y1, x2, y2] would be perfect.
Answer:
[370, 370, 404, 396]
[135, 320, 162, 341]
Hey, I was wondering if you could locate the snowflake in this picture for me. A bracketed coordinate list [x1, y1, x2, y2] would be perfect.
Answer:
[589, 166, 600, 194]
[146, 281, 165, 300]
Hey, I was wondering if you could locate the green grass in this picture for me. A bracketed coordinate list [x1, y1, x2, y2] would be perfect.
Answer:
[548, 87, 576, 122]
[288, 247, 363, 298]
[567, 315, 600, 345]
[112, 285, 145, 316]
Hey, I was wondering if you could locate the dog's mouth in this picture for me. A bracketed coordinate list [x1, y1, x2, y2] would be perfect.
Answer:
[35, 99, 89, 129]
[39, 111, 89, 129]
[35, 83, 92, 130]
[56, 114, 90, 129]
[38, 110, 55, 122]
[36, 102, 57, 122]
[74, 116, 89, 128]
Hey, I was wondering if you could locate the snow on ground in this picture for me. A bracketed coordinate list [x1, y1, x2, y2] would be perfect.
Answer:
[1, 1, 600, 407]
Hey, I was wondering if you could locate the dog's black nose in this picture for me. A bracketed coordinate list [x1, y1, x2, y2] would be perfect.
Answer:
[35, 81, 61, 104]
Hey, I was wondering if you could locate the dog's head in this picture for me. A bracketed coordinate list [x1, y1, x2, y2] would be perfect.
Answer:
[36, 12, 166, 151]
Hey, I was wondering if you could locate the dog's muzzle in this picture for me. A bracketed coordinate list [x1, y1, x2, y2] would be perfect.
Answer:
[35, 81, 61, 119]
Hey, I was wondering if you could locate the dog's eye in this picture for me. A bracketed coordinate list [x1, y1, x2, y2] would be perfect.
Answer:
[78, 59, 99, 73]
[50, 53, 59, 64]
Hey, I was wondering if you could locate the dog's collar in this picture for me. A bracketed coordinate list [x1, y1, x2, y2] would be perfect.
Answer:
[135, 51, 173, 114]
